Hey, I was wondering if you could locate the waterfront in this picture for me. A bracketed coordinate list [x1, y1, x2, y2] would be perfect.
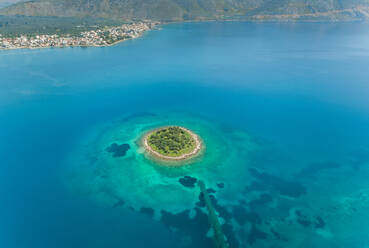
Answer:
[0, 22, 157, 49]
[1, 22, 369, 247]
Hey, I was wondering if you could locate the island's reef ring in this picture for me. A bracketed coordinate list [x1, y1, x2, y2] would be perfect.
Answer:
[66, 112, 259, 215]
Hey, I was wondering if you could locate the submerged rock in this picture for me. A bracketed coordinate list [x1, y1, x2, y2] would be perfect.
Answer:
[249, 193, 273, 210]
[248, 168, 307, 198]
[295, 210, 312, 227]
[106, 143, 130, 157]
[207, 188, 216, 194]
[271, 228, 288, 241]
[179, 176, 197, 188]
[248, 225, 268, 245]
[232, 205, 262, 225]
[217, 183, 225, 188]
[296, 161, 341, 179]
[140, 207, 155, 217]
[222, 223, 240, 248]
[196, 192, 206, 208]
[112, 199, 125, 208]
[160, 208, 213, 248]
[314, 216, 326, 229]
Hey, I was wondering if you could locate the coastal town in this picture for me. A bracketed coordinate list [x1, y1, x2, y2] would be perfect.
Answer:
[0, 22, 158, 50]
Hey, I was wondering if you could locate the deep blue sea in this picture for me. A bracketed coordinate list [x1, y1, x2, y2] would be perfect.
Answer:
[1, 22, 369, 248]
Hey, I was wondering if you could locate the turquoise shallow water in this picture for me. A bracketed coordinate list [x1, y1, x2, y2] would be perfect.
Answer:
[1, 22, 369, 247]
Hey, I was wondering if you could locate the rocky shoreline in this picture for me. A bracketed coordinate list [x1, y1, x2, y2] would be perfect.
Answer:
[0, 22, 159, 50]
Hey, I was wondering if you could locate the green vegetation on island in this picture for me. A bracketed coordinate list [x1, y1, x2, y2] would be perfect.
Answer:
[147, 126, 197, 157]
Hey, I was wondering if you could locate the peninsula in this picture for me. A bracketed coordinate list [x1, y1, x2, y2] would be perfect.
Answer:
[143, 126, 202, 161]
[0, 22, 158, 50]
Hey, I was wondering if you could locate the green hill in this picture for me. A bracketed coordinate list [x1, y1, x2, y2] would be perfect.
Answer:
[1, 0, 369, 21]
[0, 0, 23, 9]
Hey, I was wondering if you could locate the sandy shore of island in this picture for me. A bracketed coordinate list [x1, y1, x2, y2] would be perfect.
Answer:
[142, 126, 203, 161]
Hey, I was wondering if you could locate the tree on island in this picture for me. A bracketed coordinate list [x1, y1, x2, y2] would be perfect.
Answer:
[148, 126, 196, 156]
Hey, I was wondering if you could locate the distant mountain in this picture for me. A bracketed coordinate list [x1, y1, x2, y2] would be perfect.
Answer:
[1, 0, 369, 21]
[0, 0, 23, 9]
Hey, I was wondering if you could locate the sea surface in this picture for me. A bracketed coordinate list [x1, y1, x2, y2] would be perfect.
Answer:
[1, 22, 369, 248]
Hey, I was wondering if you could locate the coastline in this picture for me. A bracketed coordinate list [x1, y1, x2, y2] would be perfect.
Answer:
[0, 37, 136, 51]
[142, 126, 203, 162]
[0, 22, 160, 51]
[0, 35, 141, 51]
[1, 14, 367, 51]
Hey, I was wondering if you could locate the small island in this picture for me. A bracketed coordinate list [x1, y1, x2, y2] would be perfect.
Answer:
[143, 126, 202, 161]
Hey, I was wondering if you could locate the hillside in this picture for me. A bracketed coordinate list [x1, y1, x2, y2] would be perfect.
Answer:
[0, 0, 23, 9]
[1, 0, 369, 21]
[0, 15, 126, 36]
